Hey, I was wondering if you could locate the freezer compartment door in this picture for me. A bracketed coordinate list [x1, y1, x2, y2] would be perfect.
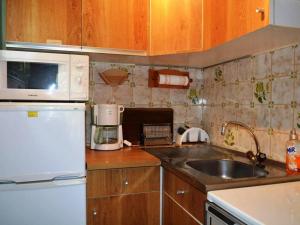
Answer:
[0, 178, 86, 225]
[0, 103, 85, 182]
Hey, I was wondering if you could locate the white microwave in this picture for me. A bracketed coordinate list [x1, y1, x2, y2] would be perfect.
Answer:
[0, 50, 89, 101]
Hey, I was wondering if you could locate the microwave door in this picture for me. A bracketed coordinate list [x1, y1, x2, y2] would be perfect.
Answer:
[0, 51, 70, 100]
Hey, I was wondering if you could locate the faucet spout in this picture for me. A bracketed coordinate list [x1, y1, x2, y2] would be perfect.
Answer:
[221, 121, 266, 166]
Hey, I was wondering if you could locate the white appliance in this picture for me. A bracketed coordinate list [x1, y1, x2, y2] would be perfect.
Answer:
[0, 50, 89, 101]
[91, 104, 124, 151]
[0, 102, 86, 225]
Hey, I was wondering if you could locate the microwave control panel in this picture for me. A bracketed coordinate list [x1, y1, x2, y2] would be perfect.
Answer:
[70, 55, 89, 101]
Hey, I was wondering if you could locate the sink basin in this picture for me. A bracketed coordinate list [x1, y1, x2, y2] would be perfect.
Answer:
[186, 159, 268, 179]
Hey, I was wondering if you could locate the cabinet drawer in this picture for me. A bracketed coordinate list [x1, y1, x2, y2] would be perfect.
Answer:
[124, 166, 160, 194]
[88, 192, 160, 225]
[164, 170, 206, 223]
[87, 168, 123, 198]
[87, 166, 160, 198]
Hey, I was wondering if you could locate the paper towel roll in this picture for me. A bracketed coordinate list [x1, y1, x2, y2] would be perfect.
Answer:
[158, 74, 189, 86]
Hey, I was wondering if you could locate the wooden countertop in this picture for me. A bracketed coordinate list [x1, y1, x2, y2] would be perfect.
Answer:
[86, 146, 161, 170]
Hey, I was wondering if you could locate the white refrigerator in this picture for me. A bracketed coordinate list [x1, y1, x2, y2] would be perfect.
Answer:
[0, 102, 86, 225]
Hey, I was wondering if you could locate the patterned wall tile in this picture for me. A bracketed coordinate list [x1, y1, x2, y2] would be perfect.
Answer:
[253, 53, 271, 79]
[272, 47, 293, 77]
[113, 84, 133, 104]
[254, 130, 271, 156]
[272, 77, 294, 104]
[173, 105, 187, 123]
[170, 89, 188, 105]
[237, 81, 253, 104]
[236, 105, 256, 128]
[152, 88, 170, 106]
[93, 83, 112, 104]
[223, 104, 237, 122]
[133, 86, 151, 105]
[270, 132, 289, 162]
[270, 105, 293, 132]
[237, 57, 252, 82]
[133, 66, 149, 86]
[186, 105, 202, 124]
[223, 61, 238, 83]
[253, 105, 270, 130]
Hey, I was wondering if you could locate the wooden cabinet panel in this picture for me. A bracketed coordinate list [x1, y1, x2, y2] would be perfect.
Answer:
[163, 193, 199, 225]
[124, 166, 160, 194]
[87, 166, 160, 197]
[6, 0, 81, 45]
[203, 0, 270, 50]
[82, 0, 148, 51]
[88, 191, 160, 225]
[87, 169, 123, 198]
[164, 170, 206, 223]
[150, 0, 203, 55]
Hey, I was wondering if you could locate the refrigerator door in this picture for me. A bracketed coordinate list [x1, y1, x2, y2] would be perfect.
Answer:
[0, 178, 86, 225]
[0, 102, 85, 182]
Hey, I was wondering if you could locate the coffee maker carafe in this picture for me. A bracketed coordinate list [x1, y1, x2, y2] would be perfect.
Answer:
[91, 104, 124, 150]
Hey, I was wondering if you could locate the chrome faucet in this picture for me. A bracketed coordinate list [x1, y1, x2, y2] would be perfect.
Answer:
[221, 121, 267, 167]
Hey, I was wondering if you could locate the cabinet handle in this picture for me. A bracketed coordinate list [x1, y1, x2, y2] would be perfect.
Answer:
[255, 8, 264, 13]
[256, 8, 265, 20]
[93, 209, 97, 216]
[176, 190, 186, 195]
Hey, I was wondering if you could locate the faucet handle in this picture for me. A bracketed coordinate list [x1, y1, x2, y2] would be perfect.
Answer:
[246, 151, 256, 162]
[256, 152, 267, 164]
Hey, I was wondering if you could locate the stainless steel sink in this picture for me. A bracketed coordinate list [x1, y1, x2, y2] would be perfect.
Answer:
[186, 159, 268, 179]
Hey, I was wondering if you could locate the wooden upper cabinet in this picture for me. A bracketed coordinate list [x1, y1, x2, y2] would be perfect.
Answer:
[6, 0, 82, 45]
[203, 0, 270, 50]
[82, 0, 149, 51]
[149, 0, 203, 55]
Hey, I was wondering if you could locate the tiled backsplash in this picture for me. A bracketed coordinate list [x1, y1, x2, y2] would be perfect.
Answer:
[87, 43, 300, 163]
[86, 63, 204, 144]
[202, 44, 300, 162]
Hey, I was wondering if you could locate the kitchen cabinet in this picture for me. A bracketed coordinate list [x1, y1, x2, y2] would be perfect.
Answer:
[82, 0, 148, 52]
[6, 0, 82, 46]
[149, 0, 203, 55]
[163, 170, 206, 225]
[203, 0, 270, 50]
[87, 166, 160, 225]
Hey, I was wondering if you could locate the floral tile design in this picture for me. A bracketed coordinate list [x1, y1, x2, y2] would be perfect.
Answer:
[254, 81, 270, 104]
[224, 128, 235, 146]
[214, 66, 224, 82]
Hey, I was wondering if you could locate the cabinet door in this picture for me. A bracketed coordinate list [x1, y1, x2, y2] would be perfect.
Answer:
[88, 192, 160, 225]
[164, 170, 206, 223]
[123, 166, 160, 194]
[82, 0, 148, 51]
[6, 0, 81, 45]
[203, 0, 269, 49]
[150, 0, 203, 55]
[87, 169, 124, 198]
[163, 193, 199, 225]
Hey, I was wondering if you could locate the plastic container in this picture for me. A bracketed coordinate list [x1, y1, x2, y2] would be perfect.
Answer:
[286, 128, 300, 173]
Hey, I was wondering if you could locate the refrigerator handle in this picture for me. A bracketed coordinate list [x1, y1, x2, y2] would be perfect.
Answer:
[0, 180, 16, 184]
[53, 175, 85, 181]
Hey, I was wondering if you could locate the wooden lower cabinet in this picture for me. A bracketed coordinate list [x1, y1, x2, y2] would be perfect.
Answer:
[88, 192, 159, 225]
[163, 193, 200, 225]
[87, 166, 160, 225]
[163, 170, 206, 225]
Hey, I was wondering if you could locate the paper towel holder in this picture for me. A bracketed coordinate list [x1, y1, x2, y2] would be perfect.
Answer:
[148, 69, 192, 89]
